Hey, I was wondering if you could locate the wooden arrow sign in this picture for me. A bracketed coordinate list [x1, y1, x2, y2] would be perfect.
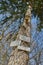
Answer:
[10, 40, 21, 47]
[17, 46, 30, 52]
[19, 34, 30, 42]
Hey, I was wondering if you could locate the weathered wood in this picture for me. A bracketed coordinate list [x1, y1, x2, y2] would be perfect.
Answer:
[26, 26, 30, 37]
[8, 49, 29, 65]
[17, 46, 30, 52]
[25, 5, 32, 17]
[8, 5, 32, 65]
[19, 34, 30, 42]
[10, 40, 21, 46]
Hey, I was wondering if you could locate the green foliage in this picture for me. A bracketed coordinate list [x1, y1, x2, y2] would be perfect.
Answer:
[29, 0, 43, 31]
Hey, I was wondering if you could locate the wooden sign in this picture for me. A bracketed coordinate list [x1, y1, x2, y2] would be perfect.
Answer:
[10, 40, 21, 47]
[19, 35, 30, 42]
[17, 46, 30, 52]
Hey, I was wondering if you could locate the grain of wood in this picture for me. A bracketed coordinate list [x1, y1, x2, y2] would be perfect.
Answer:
[8, 5, 31, 65]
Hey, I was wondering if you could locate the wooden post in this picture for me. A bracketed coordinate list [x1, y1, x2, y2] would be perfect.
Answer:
[8, 5, 32, 65]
